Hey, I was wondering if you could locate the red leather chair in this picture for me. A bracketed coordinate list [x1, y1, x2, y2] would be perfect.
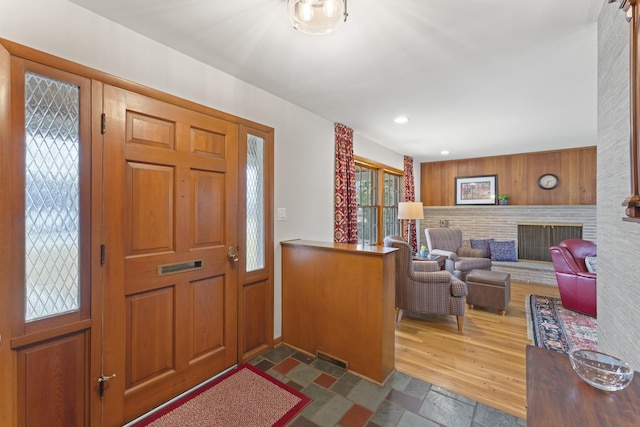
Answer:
[549, 239, 597, 317]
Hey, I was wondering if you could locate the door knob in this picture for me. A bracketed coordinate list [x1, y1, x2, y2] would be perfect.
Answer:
[227, 246, 239, 262]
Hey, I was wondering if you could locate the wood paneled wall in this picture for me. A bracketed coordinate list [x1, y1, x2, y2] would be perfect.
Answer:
[420, 147, 596, 206]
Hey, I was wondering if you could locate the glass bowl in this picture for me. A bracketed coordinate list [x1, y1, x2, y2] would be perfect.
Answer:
[569, 348, 634, 391]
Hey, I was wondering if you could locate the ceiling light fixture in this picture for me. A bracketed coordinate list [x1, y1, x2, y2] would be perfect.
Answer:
[288, 0, 348, 35]
[441, 150, 450, 156]
[394, 116, 409, 124]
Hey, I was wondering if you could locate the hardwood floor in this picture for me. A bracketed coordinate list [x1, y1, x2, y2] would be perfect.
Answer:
[394, 281, 560, 420]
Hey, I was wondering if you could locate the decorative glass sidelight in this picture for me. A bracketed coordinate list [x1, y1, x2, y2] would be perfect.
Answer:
[246, 134, 265, 272]
[24, 72, 80, 321]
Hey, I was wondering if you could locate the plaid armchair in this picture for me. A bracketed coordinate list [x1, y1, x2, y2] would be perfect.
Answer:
[384, 236, 468, 332]
[424, 228, 492, 281]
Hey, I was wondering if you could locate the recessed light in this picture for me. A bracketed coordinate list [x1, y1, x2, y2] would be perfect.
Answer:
[394, 116, 409, 124]
[440, 150, 450, 155]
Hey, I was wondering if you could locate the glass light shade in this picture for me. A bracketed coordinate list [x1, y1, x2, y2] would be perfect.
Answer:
[398, 202, 424, 220]
[288, 0, 346, 35]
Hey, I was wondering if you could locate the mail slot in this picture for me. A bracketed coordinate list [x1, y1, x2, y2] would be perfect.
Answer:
[158, 260, 203, 276]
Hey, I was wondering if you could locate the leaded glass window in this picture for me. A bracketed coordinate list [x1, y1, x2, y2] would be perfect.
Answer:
[246, 134, 265, 272]
[24, 72, 80, 321]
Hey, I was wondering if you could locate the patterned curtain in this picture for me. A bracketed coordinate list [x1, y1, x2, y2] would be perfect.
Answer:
[404, 155, 418, 252]
[334, 123, 358, 243]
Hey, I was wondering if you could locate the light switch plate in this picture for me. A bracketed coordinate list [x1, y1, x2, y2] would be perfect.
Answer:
[277, 208, 287, 221]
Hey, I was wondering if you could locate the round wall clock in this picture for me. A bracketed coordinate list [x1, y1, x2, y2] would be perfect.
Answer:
[538, 173, 559, 190]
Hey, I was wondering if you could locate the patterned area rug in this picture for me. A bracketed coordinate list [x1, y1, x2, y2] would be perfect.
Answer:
[133, 364, 311, 427]
[526, 294, 597, 354]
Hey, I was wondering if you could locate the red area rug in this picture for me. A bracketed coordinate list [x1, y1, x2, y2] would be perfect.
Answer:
[527, 294, 597, 354]
[133, 364, 311, 427]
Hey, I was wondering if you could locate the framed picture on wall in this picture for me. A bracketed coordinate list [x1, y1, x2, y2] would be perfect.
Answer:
[455, 175, 497, 205]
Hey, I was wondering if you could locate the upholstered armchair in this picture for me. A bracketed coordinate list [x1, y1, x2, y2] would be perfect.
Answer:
[549, 239, 597, 317]
[424, 228, 492, 281]
[383, 235, 468, 332]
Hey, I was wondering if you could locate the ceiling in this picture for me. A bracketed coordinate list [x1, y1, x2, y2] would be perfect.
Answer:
[69, 0, 605, 162]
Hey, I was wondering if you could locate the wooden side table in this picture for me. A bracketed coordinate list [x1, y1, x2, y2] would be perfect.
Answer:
[413, 254, 446, 270]
[526, 345, 640, 426]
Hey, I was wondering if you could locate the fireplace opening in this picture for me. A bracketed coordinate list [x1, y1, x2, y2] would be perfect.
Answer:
[517, 223, 583, 262]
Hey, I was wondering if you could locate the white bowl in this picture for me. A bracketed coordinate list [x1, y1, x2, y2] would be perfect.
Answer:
[569, 349, 634, 391]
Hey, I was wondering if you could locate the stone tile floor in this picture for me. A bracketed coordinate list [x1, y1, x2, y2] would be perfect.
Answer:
[250, 345, 527, 427]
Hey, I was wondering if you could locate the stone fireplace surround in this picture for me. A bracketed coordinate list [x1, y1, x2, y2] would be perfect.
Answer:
[418, 205, 597, 286]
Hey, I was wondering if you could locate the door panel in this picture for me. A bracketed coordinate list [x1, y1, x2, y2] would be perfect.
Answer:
[126, 287, 174, 388]
[242, 280, 268, 352]
[192, 170, 225, 246]
[128, 111, 175, 150]
[19, 331, 89, 426]
[190, 276, 226, 358]
[127, 162, 174, 254]
[102, 85, 238, 425]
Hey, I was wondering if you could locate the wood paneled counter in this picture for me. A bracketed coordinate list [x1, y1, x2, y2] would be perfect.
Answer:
[281, 240, 397, 384]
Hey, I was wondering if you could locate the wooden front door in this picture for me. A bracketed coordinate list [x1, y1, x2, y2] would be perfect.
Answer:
[100, 85, 239, 425]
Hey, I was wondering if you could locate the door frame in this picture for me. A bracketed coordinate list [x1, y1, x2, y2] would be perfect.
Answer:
[0, 38, 275, 427]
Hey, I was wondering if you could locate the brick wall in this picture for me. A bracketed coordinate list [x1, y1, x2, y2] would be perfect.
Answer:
[417, 205, 596, 286]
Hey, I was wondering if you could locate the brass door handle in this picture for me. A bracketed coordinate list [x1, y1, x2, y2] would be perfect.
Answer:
[227, 246, 239, 262]
[98, 374, 116, 383]
[98, 373, 116, 397]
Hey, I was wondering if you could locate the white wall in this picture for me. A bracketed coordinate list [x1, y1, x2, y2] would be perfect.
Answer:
[597, 3, 640, 369]
[354, 134, 404, 171]
[354, 133, 419, 196]
[0, 0, 406, 339]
